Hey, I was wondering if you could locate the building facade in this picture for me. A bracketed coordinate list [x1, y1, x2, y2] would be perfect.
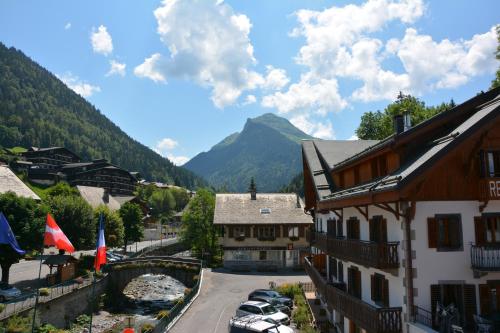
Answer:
[302, 88, 500, 333]
[214, 190, 312, 271]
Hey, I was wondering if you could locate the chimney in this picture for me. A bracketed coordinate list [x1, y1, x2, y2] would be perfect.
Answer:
[393, 114, 405, 135]
[103, 188, 110, 203]
[296, 193, 301, 208]
[249, 178, 257, 200]
[403, 111, 411, 132]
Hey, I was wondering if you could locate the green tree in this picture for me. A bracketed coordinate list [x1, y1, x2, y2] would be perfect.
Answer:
[94, 206, 125, 248]
[0, 192, 46, 283]
[47, 195, 95, 250]
[491, 25, 500, 90]
[119, 202, 144, 251]
[44, 182, 79, 199]
[170, 188, 190, 212]
[149, 189, 176, 221]
[355, 93, 454, 140]
[180, 189, 217, 263]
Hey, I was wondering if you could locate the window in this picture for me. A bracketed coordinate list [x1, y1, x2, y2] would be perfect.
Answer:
[427, 214, 462, 251]
[329, 257, 338, 282]
[371, 273, 389, 307]
[233, 226, 248, 239]
[347, 266, 361, 299]
[336, 220, 344, 238]
[371, 155, 388, 179]
[260, 208, 271, 214]
[257, 227, 275, 240]
[288, 226, 298, 238]
[337, 261, 344, 283]
[484, 151, 500, 177]
[369, 216, 387, 243]
[259, 251, 267, 260]
[479, 282, 500, 316]
[346, 218, 360, 240]
[475, 214, 500, 245]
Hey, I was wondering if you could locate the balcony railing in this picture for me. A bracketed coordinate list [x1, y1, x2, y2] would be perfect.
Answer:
[311, 232, 399, 269]
[471, 244, 500, 271]
[305, 257, 402, 333]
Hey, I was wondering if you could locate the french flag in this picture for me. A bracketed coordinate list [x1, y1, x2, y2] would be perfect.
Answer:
[94, 213, 106, 272]
[44, 213, 75, 253]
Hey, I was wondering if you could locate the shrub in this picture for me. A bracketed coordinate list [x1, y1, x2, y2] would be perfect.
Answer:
[0, 303, 5, 313]
[39, 288, 50, 296]
[141, 323, 154, 332]
[156, 310, 169, 319]
[275, 283, 301, 299]
[4, 315, 31, 333]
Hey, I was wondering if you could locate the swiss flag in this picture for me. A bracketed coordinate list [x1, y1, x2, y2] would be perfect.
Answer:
[44, 214, 75, 253]
[94, 213, 106, 272]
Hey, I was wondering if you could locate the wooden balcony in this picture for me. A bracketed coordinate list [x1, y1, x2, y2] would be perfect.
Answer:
[311, 232, 400, 269]
[305, 257, 402, 333]
[471, 244, 500, 271]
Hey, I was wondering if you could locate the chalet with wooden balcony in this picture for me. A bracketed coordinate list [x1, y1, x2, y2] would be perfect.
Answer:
[62, 159, 137, 196]
[214, 186, 312, 271]
[302, 87, 500, 333]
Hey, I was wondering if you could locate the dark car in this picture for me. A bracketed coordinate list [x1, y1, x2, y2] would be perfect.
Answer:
[248, 289, 293, 308]
[249, 296, 291, 316]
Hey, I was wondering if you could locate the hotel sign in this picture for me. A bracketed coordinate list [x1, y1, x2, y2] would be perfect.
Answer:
[488, 180, 500, 198]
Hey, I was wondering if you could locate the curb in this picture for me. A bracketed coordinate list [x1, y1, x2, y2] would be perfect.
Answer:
[165, 267, 204, 332]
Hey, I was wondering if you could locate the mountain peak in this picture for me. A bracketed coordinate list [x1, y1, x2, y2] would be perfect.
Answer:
[246, 113, 313, 143]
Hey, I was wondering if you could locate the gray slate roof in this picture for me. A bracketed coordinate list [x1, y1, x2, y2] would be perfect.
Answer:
[214, 193, 312, 225]
[0, 165, 40, 200]
[77, 185, 121, 211]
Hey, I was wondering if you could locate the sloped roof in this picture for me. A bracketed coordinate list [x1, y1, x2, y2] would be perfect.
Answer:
[0, 165, 40, 200]
[305, 89, 500, 203]
[214, 193, 312, 225]
[77, 185, 121, 211]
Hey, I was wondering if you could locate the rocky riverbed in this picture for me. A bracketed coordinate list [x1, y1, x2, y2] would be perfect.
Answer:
[90, 274, 186, 333]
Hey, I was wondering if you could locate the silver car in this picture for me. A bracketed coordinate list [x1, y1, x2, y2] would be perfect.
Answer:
[236, 301, 290, 326]
[0, 283, 21, 302]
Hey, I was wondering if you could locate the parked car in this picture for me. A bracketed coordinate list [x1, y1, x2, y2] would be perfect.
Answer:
[248, 289, 293, 308]
[229, 315, 293, 333]
[0, 282, 21, 302]
[248, 296, 291, 316]
[236, 301, 290, 326]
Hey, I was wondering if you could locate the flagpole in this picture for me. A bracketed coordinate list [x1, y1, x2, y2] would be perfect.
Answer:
[89, 213, 105, 333]
[31, 246, 44, 333]
[89, 269, 96, 333]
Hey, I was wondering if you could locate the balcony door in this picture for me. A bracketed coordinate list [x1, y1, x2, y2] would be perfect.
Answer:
[479, 282, 500, 317]
[369, 216, 387, 243]
[475, 214, 500, 245]
[347, 266, 361, 299]
[430, 283, 476, 329]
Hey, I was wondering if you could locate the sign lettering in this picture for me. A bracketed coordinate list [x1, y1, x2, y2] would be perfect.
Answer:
[489, 180, 500, 198]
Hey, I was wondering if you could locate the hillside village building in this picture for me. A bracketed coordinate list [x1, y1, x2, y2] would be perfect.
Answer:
[214, 189, 313, 271]
[302, 87, 500, 333]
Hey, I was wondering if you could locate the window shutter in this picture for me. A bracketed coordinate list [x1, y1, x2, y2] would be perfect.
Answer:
[337, 220, 343, 237]
[430, 285, 441, 328]
[228, 226, 233, 238]
[479, 284, 491, 315]
[338, 262, 344, 282]
[347, 268, 353, 295]
[371, 274, 376, 301]
[355, 270, 362, 299]
[275, 226, 281, 238]
[381, 218, 388, 242]
[245, 226, 250, 237]
[475, 216, 486, 246]
[427, 217, 438, 248]
[479, 150, 486, 177]
[463, 284, 477, 325]
[299, 226, 305, 238]
[369, 218, 376, 242]
[383, 278, 389, 307]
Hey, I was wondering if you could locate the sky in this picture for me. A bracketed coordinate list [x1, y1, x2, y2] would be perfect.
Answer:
[0, 0, 498, 166]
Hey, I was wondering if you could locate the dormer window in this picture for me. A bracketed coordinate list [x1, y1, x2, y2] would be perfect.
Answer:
[486, 151, 500, 177]
[260, 208, 271, 214]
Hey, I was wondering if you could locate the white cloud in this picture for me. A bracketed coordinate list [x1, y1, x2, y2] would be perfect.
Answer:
[135, 0, 265, 108]
[64, 22, 71, 30]
[153, 138, 189, 165]
[167, 154, 189, 166]
[348, 134, 359, 140]
[242, 94, 257, 106]
[262, 66, 290, 90]
[91, 25, 113, 56]
[134, 53, 166, 83]
[262, 75, 347, 115]
[106, 60, 126, 77]
[290, 114, 336, 139]
[57, 73, 101, 98]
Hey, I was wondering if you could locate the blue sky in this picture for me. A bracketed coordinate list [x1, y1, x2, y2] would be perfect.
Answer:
[0, 0, 498, 165]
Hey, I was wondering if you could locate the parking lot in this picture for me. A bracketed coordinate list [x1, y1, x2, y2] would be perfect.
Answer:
[170, 268, 311, 333]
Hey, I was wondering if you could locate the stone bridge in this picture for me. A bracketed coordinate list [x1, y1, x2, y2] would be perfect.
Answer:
[1, 255, 201, 329]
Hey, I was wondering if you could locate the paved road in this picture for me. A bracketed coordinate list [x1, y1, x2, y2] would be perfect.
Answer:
[8, 238, 176, 291]
[170, 269, 311, 333]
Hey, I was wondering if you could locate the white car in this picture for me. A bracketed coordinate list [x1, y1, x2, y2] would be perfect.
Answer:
[236, 301, 290, 326]
[0, 283, 21, 302]
[229, 315, 293, 333]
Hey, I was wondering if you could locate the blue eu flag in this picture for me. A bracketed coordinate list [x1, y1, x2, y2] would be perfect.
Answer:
[0, 212, 26, 255]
